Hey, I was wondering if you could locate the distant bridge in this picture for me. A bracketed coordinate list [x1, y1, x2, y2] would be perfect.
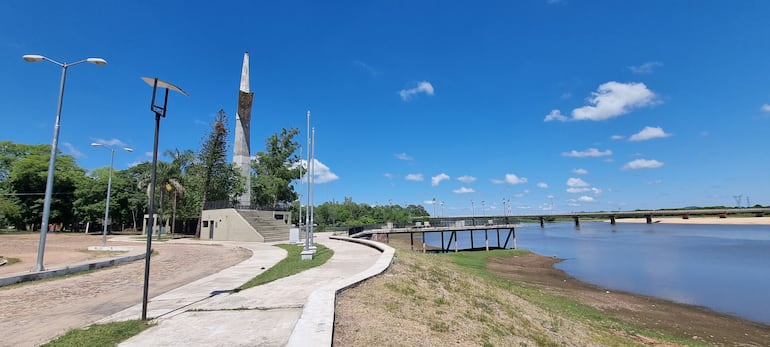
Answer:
[426, 207, 770, 227]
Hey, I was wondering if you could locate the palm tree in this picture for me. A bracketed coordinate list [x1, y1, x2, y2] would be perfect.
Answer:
[140, 160, 185, 237]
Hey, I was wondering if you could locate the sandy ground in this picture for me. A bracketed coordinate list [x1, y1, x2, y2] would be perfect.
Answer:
[610, 216, 770, 225]
[0, 233, 251, 347]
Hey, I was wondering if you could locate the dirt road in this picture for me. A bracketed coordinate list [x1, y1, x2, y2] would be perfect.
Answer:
[0, 234, 251, 347]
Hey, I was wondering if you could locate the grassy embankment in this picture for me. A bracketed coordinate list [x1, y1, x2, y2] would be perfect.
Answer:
[335, 246, 701, 346]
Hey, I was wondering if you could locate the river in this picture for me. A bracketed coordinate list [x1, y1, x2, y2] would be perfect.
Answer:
[424, 221, 770, 325]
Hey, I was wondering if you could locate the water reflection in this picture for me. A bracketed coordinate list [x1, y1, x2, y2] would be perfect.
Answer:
[512, 222, 770, 324]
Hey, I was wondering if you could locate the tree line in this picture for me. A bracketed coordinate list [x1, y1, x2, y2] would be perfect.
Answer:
[0, 110, 429, 234]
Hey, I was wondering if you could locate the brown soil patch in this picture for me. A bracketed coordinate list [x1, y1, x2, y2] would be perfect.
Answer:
[486, 252, 770, 346]
[0, 233, 138, 274]
[0, 233, 251, 347]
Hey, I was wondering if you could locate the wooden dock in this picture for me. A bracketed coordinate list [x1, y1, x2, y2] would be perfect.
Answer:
[351, 223, 518, 253]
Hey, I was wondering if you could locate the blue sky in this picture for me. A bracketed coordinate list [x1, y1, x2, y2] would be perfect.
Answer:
[2, 1, 770, 216]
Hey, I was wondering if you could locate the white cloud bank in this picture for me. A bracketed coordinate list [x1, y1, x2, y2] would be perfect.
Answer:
[546, 82, 656, 122]
[405, 173, 424, 181]
[457, 175, 476, 184]
[300, 159, 339, 183]
[537, 182, 549, 189]
[431, 173, 450, 186]
[453, 187, 475, 194]
[572, 82, 656, 121]
[622, 159, 664, 170]
[572, 168, 588, 175]
[629, 126, 671, 141]
[399, 81, 435, 101]
[492, 173, 528, 185]
[628, 61, 663, 74]
[394, 152, 413, 160]
[761, 104, 770, 112]
[562, 148, 612, 158]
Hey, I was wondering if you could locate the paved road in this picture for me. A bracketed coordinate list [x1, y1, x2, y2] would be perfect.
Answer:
[0, 241, 251, 347]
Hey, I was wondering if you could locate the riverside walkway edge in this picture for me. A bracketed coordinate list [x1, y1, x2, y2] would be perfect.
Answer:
[286, 235, 395, 347]
[102, 233, 394, 346]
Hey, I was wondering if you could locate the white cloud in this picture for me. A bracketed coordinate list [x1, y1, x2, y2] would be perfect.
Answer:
[64, 142, 84, 158]
[92, 138, 129, 147]
[578, 196, 595, 202]
[629, 126, 671, 141]
[514, 189, 530, 198]
[610, 135, 625, 140]
[571, 82, 656, 121]
[405, 173, 424, 181]
[622, 159, 664, 170]
[394, 152, 414, 160]
[562, 148, 612, 158]
[453, 187, 475, 194]
[560, 92, 572, 100]
[628, 61, 663, 74]
[567, 187, 591, 193]
[567, 177, 589, 188]
[572, 168, 588, 175]
[761, 104, 770, 112]
[504, 173, 528, 185]
[399, 81, 435, 101]
[431, 173, 450, 186]
[354, 60, 378, 77]
[537, 182, 549, 189]
[457, 175, 476, 184]
[384, 173, 394, 179]
[302, 159, 339, 183]
[543, 109, 568, 122]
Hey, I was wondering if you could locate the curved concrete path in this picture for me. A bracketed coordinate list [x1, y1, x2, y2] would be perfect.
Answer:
[97, 233, 393, 347]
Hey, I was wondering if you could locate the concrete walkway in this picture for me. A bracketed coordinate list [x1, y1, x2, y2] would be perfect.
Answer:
[97, 233, 394, 347]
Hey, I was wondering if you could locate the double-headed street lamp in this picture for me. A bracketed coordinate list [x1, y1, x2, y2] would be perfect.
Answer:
[23, 54, 107, 272]
[91, 143, 133, 247]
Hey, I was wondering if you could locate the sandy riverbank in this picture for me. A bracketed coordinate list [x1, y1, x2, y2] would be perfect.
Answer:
[609, 216, 770, 225]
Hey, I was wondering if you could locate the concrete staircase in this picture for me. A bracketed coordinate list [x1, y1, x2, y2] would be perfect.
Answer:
[236, 210, 290, 242]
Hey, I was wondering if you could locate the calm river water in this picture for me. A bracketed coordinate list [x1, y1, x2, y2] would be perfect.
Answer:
[424, 221, 770, 325]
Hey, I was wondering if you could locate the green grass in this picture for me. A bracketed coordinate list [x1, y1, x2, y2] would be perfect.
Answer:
[0, 229, 35, 234]
[446, 249, 701, 346]
[41, 320, 152, 347]
[238, 244, 333, 290]
[1, 256, 21, 265]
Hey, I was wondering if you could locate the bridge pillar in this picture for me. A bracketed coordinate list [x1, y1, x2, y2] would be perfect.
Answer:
[610, 216, 616, 225]
[573, 216, 580, 227]
[719, 213, 727, 219]
[539, 216, 545, 228]
[645, 215, 652, 224]
[682, 214, 689, 219]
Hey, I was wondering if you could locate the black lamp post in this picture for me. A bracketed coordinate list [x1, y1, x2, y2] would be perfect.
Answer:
[140, 77, 187, 320]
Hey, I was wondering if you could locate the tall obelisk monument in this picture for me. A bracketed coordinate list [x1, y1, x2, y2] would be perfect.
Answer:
[233, 52, 254, 207]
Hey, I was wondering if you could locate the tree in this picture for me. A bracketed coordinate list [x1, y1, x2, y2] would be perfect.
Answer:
[193, 109, 243, 237]
[251, 128, 301, 209]
[6, 148, 84, 230]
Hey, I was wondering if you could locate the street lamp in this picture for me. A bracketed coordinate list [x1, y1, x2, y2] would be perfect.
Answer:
[91, 143, 133, 247]
[432, 198, 437, 217]
[141, 77, 187, 320]
[23, 54, 107, 272]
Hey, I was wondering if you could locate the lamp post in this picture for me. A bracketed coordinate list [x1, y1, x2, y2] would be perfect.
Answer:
[91, 143, 133, 247]
[23, 54, 107, 272]
[141, 77, 187, 320]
